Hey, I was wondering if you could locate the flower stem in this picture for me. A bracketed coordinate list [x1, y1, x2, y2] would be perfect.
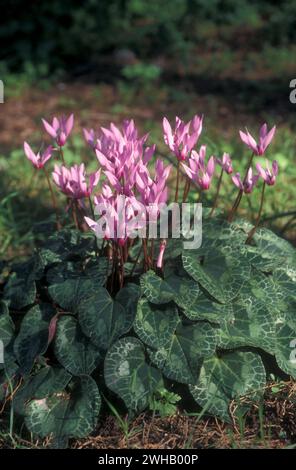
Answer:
[110, 242, 117, 294]
[72, 200, 79, 230]
[228, 152, 254, 222]
[182, 179, 191, 203]
[210, 168, 224, 216]
[59, 146, 66, 165]
[88, 195, 100, 256]
[150, 239, 155, 267]
[101, 238, 106, 257]
[246, 182, 266, 244]
[88, 196, 95, 219]
[175, 161, 180, 203]
[130, 244, 143, 277]
[142, 238, 149, 271]
[43, 167, 60, 229]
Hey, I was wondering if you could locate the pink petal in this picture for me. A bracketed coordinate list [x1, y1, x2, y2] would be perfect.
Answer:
[41, 145, 53, 166]
[263, 125, 276, 150]
[186, 131, 199, 153]
[239, 130, 257, 152]
[95, 149, 113, 171]
[42, 119, 57, 139]
[198, 145, 207, 163]
[65, 114, 74, 136]
[255, 163, 266, 180]
[192, 114, 203, 134]
[232, 173, 243, 190]
[24, 142, 39, 167]
[259, 123, 268, 139]
[110, 122, 123, 142]
[272, 160, 279, 176]
[104, 171, 121, 189]
[143, 144, 155, 164]
[89, 169, 101, 191]
[84, 216, 97, 232]
[52, 117, 60, 131]
[182, 163, 194, 179]
[163, 117, 174, 148]
[206, 156, 215, 177]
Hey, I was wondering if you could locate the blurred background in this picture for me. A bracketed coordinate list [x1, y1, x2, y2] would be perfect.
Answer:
[0, 0, 295, 257]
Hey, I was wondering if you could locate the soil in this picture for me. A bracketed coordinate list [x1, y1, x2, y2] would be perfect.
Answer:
[0, 381, 295, 449]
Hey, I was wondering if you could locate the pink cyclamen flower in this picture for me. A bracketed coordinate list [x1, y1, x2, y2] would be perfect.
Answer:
[157, 240, 167, 269]
[86, 194, 147, 246]
[216, 152, 233, 174]
[136, 159, 172, 205]
[42, 114, 74, 147]
[182, 146, 215, 190]
[24, 142, 53, 169]
[52, 163, 100, 198]
[94, 119, 156, 195]
[256, 160, 278, 186]
[232, 168, 259, 194]
[163, 115, 203, 161]
[239, 123, 276, 156]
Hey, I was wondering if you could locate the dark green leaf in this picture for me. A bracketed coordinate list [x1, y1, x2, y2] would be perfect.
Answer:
[54, 316, 101, 375]
[189, 351, 266, 422]
[104, 337, 163, 412]
[14, 304, 55, 374]
[78, 287, 133, 350]
[25, 375, 101, 441]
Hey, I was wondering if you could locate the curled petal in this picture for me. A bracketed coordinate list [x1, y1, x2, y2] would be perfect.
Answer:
[42, 119, 57, 139]
[206, 156, 215, 177]
[232, 173, 243, 190]
[66, 114, 74, 136]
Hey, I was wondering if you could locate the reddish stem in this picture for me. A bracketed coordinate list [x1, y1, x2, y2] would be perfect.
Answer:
[175, 161, 180, 203]
[228, 152, 254, 222]
[246, 182, 266, 244]
[210, 168, 224, 216]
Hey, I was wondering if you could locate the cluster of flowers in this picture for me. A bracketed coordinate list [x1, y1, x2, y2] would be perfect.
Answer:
[23, 112, 277, 264]
[24, 115, 172, 252]
[163, 116, 277, 192]
[84, 120, 172, 246]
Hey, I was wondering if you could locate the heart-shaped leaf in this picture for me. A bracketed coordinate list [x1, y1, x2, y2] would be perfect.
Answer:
[104, 337, 163, 412]
[25, 375, 101, 441]
[274, 319, 296, 378]
[217, 298, 276, 354]
[14, 366, 72, 415]
[46, 258, 109, 287]
[135, 299, 217, 383]
[140, 270, 200, 309]
[149, 322, 218, 384]
[182, 246, 250, 303]
[189, 351, 266, 422]
[54, 316, 101, 375]
[78, 286, 136, 350]
[3, 271, 36, 310]
[14, 304, 55, 374]
[140, 270, 176, 304]
[134, 298, 180, 350]
[253, 228, 296, 267]
[182, 293, 225, 324]
[48, 278, 98, 311]
[273, 266, 296, 302]
[165, 273, 200, 310]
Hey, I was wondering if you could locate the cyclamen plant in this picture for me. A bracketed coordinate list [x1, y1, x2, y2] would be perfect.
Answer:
[1, 112, 295, 448]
